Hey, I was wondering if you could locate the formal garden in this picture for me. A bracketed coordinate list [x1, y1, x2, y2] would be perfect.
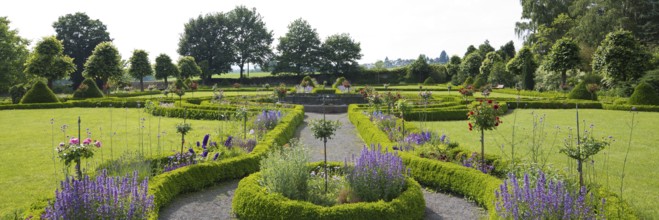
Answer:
[2, 1, 659, 219]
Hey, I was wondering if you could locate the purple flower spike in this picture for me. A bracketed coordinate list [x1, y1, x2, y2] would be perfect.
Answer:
[188, 148, 195, 155]
[196, 141, 200, 147]
[201, 150, 208, 158]
[202, 134, 210, 148]
[213, 153, 220, 160]
[224, 136, 233, 148]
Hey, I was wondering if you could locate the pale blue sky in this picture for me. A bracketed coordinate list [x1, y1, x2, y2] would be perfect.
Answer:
[2, 0, 523, 64]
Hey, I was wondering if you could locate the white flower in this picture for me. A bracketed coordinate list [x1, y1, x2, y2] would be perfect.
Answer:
[249, 129, 255, 135]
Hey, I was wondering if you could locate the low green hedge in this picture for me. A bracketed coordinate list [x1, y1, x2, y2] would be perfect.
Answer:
[232, 171, 425, 220]
[312, 87, 337, 94]
[0, 99, 144, 110]
[108, 90, 162, 98]
[602, 104, 659, 112]
[348, 104, 638, 219]
[507, 100, 603, 109]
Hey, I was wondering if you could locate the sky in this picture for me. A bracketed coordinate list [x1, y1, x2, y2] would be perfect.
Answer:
[2, 0, 524, 65]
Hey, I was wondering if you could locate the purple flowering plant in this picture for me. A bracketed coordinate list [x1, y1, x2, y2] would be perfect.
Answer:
[42, 170, 154, 220]
[345, 145, 408, 202]
[495, 170, 604, 220]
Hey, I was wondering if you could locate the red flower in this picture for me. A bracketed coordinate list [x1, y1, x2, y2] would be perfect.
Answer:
[495, 122, 499, 126]
[488, 100, 493, 104]
[469, 111, 474, 116]
[493, 104, 499, 110]
[496, 116, 499, 120]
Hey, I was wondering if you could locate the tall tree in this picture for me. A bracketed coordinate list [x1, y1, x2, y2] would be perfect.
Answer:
[480, 52, 503, 76]
[154, 54, 179, 85]
[478, 40, 495, 58]
[592, 30, 652, 87]
[543, 37, 580, 87]
[515, 0, 572, 41]
[178, 13, 234, 84]
[373, 60, 385, 70]
[459, 52, 483, 83]
[406, 54, 431, 82]
[320, 33, 362, 75]
[53, 12, 111, 89]
[83, 42, 123, 90]
[465, 45, 477, 56]
[0, 17, 29, 93]
[128, 50, 152, 92]
[507, 47, 538, 90]
[178, 56, 202, 80]
[227, 6, 274, 79]
[438, 50, 449, 64]
[497, 40, 516, 61]
[24, 36, 76, 88]
[274, 18, 321, 75]
[447, 55, 462, 84]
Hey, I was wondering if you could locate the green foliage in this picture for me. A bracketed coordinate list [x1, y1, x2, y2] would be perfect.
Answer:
[406, 54, 431, 82]
[177, 56, 202, 80]
[479, 52, 502, 76]
[83, 42, 123, 86]
[568, 81, 597, 101]
[227, 6, 274, 78]
[24, 36, 76, 87]
[9, 85, 26, 104]
[274, 18, 321, 75]
[309, 119, 341, 140]
[260, 141, 310, 200]
[0, 17, 29, 94]
[507, 47, 537, 90]
[178, 13, 234, 81]
[320, 33, 362, 75]
[592, 30, 652, 87]
[428, 64, 448, 83]
[72, 78, 104, 99]
[477, 40, 495, 58]
[459, 52, 483, 83]
[154, 54, 179, 85]
[128, 50, 153, 91]
[488, 61, 516, 87]
[629, 82, 659, 105]
[498, 40, 516, 61]
[20, 81, 60, 104]
[423, 77, 436, 85]
[543, 37, 580, 86]
[300, 76, 316, 87]
[472, 75, 487, 89]
[233, 172, 425, 220]
[332, 77, 346, 88]
[53, 12, 111, 89]
[462, 76, 474, 86]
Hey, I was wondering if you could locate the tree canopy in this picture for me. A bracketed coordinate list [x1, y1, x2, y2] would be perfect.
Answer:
[319, 33, 362, 75]
[24, 36, 76, 88]
[128, 50, 152, 92]
[53, 12, 111, 89]
[178, 13, 234, 83]
[438, 50, 449, 64]
[507, 47, 538, 90]
[593, 30, 652, 87]
[178, 56, 202, 80]
[273, 18, 321, 75]
[406, 54, 431, 82]
[543, 37, 580, 86]
[0, 17, 29, 93]
[83, 41, 123, 88]
[154, 54, 179, 85]
[226, 6, 274, 79]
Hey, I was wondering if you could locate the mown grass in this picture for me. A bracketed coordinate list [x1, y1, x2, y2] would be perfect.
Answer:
[0, 108, 242, 217]
[129, 90, 273, 99]
[416, 109, 659, 218]
[214, 72, 273, 79]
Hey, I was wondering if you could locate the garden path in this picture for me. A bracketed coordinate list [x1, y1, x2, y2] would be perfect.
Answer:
[158, 112, 486, 220]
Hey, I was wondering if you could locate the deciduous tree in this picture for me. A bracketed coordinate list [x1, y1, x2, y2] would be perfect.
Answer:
[543, 37, 580, 87]
[227, 6, 273, 79]
[178, 56, 202, 80]
[155, 54, 179, 85]
[128, 50, 152, 92]
[24, 36, 76, 88]
[273, 18, 321, 75]
[83, 42, 123, 89]
[0, 17, 29, 93]
[320, 33, 362, 75]
[507, 47, 538, 90]
[592, 30, 652, 87]
[178, 13, 234, 83]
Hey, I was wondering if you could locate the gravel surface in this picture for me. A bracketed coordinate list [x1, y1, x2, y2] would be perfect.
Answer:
[158, 113, 487, 220]
[295, 112, 366, 162]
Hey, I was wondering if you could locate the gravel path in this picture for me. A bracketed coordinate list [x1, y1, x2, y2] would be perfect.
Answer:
[159, 112, 486, 220]
[295, 112, 365, 162]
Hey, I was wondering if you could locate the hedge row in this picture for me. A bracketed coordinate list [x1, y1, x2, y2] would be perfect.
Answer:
[0, 99, 144, 110]
[311, 87, 337, 94]
[108, 90, 162, 98]
[347, 104, 638, 219]
[232, 162, 425, 220]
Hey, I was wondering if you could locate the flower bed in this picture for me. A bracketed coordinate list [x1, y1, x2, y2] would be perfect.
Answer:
[232, 170, 425, 220]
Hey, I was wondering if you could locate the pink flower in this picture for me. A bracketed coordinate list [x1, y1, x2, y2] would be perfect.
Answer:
[94, 141, 102, 148]
[69, 138, 79, 145]
[83, 138, 92, 145]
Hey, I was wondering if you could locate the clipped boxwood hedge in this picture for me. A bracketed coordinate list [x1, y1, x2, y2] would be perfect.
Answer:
[347, 104, 637, 219]
[629, 81, 659, 105]
[72, 78, 104, 99]
[232, 172, 425, 220]
[20, 81, 60, 104]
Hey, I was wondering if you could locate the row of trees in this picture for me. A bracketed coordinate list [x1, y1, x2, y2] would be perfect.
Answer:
[178, 8, 363, 82]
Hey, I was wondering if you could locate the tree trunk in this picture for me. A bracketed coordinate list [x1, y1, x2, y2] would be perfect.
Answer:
[578, 159, 584, 187]
[75, 158, 82, 180]
[324, 137, 328, 193]
[481, 128, 485, 172]
[238, 62, 245, 79]
[561, 70, 567, 88]
[164, 77, 168, 87]
[47, 79, 54, 89]
[140, 78, 144, 92]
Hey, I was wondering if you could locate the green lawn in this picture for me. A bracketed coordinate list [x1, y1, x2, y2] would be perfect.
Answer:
[0, 108, 242, 217]
[396, 91, 537, 99]
[129, 90, 273, 99]
[416, 109, 659, 218]
[214, 72, 273, 79]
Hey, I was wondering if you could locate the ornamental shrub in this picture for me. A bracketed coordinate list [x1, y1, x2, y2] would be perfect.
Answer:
[472, 75, 487, 89]
[300, 75, 316, 87]
[463, 76, 474, 86]
[568, 81, 597, 101]
[333, 77, 346, 88]
[20, 81, 60, 104]
[260, 140, 310, 200]
[629, 81, 659, 105]
[42, 170, 154, 220]
[72, 78, 104, 99]
[423, 76, 436, 85]
[9, 84, 26, 104]
[346, 145, 407, 202]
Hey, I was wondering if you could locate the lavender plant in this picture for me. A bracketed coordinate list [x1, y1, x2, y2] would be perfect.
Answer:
[345, 145, 407, 202]
[254, 110, 282, 139]
[259, 140, 310, 200]
[495, 171, 604, 220]
[42, 170, 154, 220]
[462, 152, 494, 174]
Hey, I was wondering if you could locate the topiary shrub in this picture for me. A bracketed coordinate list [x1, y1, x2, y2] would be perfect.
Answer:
[568, 81, 597, 101]
[300, 76, 316, 87]
[333, 77, 346, 88]
[629, 81, 659, 105]
[72, 78, 104, 99]
[9, 84, 27, 104]
[20, 81, 60, 104]
[462, 76, 474, 86]
[422, 77, 436, 85]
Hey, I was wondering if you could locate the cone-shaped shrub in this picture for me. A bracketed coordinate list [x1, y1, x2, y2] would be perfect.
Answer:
[629, 81, 659, 105]
[20, 81, 60, 104]
[423, 77, 436, 85]
[568, 81, 597, 101]
[72, 78, 104, 99]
